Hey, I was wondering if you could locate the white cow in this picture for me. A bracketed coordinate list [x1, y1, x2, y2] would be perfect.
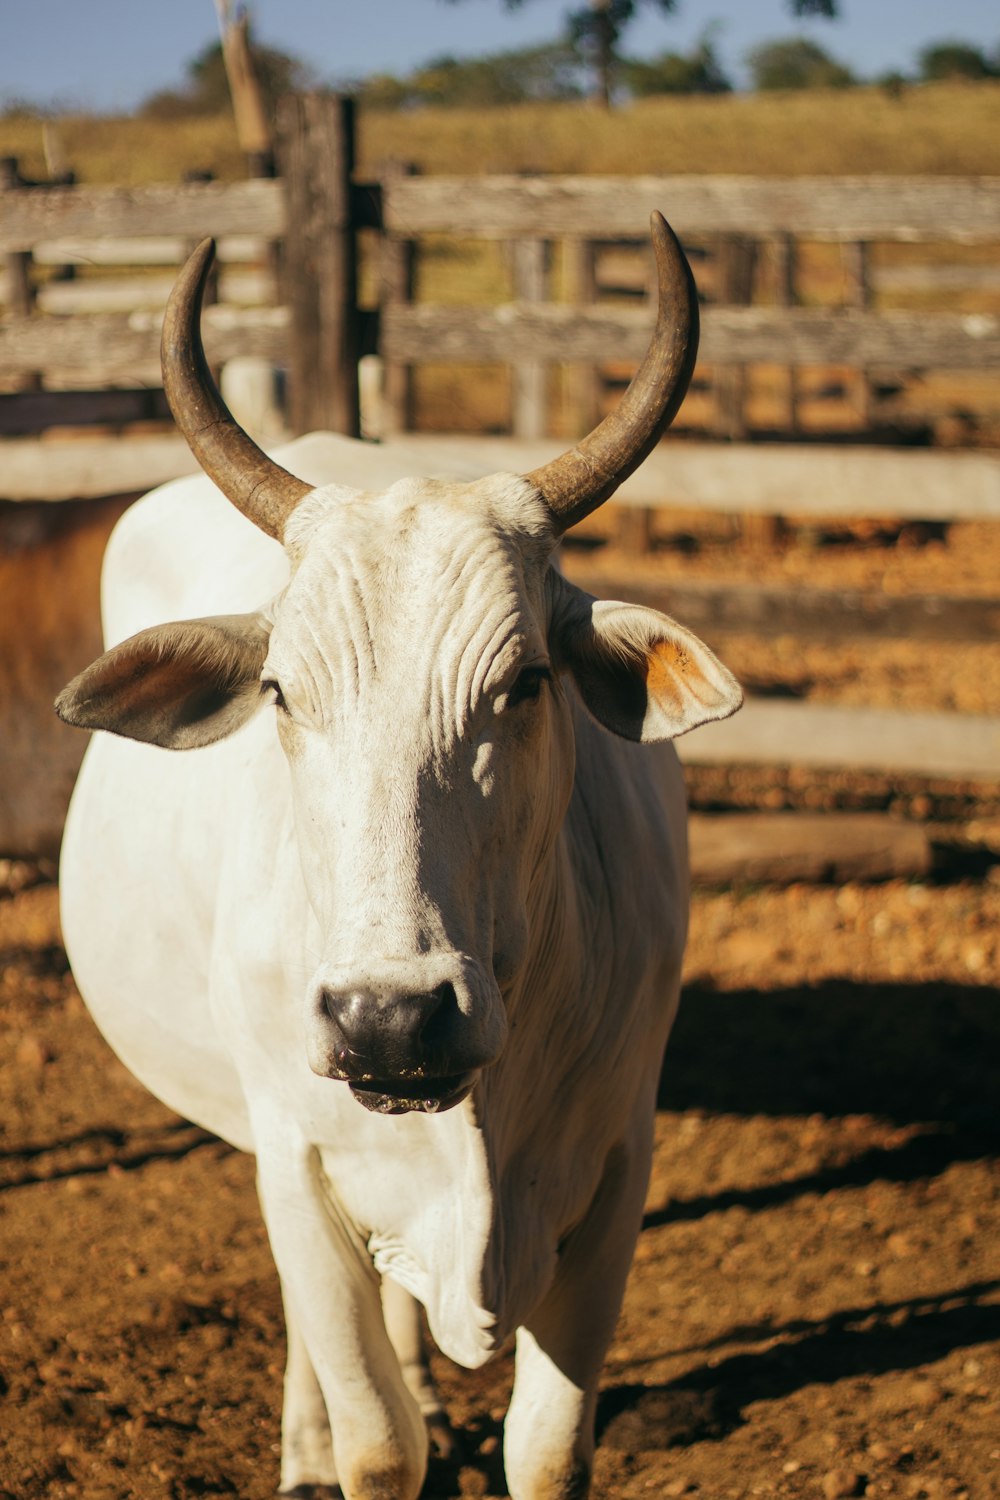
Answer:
[57, 214, 741, 1500]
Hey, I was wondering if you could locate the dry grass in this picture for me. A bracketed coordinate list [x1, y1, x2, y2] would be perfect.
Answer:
[2, 82, 999, 185]
[360, 82, 1000, 178]
[0, 113, 243, 185]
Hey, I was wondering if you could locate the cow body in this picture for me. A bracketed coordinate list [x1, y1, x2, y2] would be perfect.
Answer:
[57, 225, 741, 1499]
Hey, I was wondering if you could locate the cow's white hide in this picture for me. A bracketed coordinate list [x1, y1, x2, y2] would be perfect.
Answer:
[59, 430, 739, 1500]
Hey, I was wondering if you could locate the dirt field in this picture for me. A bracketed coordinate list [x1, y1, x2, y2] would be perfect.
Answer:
[1, 865, 998, 1500]
[1, 512, 998, 1500]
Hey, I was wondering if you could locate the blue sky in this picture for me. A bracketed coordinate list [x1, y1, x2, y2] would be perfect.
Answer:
[2, 0, 997, 113]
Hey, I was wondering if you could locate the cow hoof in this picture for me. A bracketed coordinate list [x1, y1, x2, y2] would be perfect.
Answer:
[279, 1487, 343, 1499]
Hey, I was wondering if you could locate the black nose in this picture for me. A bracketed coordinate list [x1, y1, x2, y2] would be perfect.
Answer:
[320, 980, 460, 1080]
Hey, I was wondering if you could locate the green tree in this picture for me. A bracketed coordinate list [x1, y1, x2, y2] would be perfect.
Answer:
[917, 41, 996, 82]
[622, 30, 732, 96]
[747, 36, 854, 91]
[564, 1, 678, 108]
[441, 0, 839, 106]
[142, 35, 310, 117]
[354, 41, 584, 109]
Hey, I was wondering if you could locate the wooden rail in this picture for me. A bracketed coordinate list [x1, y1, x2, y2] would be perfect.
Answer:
[675, 701, 1000, 782]
[379, 304, 1000, 371]
[3, 139, 999, 432]
[5, 174, 994, 258]
[7, 433, 1000, 522]
[0, 179, 285, 251]
[2, 102, 999, 851]
[397, 436, 1000, 522]
[6, 301, 997, 385]
[374, 173, 1000, 441]
[381, 175, 1000, 242]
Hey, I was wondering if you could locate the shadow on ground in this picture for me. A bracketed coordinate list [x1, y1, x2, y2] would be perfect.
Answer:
[661, 978, 999, 1133]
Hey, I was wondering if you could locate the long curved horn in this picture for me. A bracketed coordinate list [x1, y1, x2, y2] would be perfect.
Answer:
[525, 212, 699, 534]
[161, 238, 311, 542]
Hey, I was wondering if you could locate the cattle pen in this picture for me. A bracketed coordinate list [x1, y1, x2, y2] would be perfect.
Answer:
[2, 90, 1000, 1500]
[1, 92, 999, 871]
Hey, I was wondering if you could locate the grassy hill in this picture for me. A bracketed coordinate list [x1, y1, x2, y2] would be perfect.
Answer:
[2, 82, 999, 184]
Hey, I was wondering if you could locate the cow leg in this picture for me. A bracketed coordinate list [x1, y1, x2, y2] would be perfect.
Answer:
[380, 1275, 461, 1463]
[503, 1137, 651, 1500]
[256, 1141, 429, 1500]
[279, 1293, 338, 1496]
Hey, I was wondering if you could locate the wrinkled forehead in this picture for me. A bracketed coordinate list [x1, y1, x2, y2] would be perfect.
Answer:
[271, 472, 555, 661]
[282, 472, 553, 604]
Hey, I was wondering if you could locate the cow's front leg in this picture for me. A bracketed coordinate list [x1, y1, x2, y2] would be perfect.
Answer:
[503, 1137, 651, 1500]
[279, 1293, 338, 1496]
[256, 1136, 428, 1500]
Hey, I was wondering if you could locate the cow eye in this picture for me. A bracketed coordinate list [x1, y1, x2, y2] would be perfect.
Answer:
[262, 679, 287, 712]
[506, 665, 551, 709]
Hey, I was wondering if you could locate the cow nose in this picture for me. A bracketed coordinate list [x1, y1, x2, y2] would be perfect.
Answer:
[320, 980, 459, 1080]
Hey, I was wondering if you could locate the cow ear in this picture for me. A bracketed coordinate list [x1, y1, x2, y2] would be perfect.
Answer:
[550, 577, 742, 743]
[55, 613, 272, 750]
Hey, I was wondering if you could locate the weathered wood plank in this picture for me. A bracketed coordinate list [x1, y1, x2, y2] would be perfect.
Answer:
[0, 180, 285, 253]
[511, 237, 550, 441]
[31, 235, 269, 267]
[0, 305, 289, 375]
[569, 575, 1000, 643]
[7, 300, 994, 381]
[688, 812, 932, 885]
[0, 435, 199, 500]
[385, 175, 1000, 242]
[6, 269, 273, 314]
[398, 435, 1000, 521]
[676, 700, 1000, 781]
[277, 94, 360, 437]
[873, 263, 1000, 293]
[6, 432, 1000, 525]
[0, 388, 171, 435]
[378, 161, 418, 438]
[1, 159, 39, 393]
[381, 303, 1000, 370]
[5, 175, 999, 255]
[713, 235, 756, 442]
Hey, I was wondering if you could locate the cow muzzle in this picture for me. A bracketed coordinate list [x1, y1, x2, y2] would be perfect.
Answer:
[306, 957, 506, 1115]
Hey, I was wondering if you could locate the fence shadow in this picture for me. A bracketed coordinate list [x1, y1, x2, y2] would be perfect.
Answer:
[661, 978, 999, 1134]
[597, 1277, 1000, 1450]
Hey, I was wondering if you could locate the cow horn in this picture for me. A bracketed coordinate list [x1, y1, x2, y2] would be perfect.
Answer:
[161, 238, 311, 542]
[525, 212, 699, 534]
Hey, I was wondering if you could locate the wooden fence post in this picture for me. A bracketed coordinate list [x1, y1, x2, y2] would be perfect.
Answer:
[511, 237, 550, 439]
[0, 158, 41, 393]
[565, 237, 601, 434]
[276, 94, 360, 438]
[379, 160, 417, 436]
[773, 232, 799, 433]
[847, 239, 874, 429]
[713, 233, 756, 441]
[216, 0, 275, 178]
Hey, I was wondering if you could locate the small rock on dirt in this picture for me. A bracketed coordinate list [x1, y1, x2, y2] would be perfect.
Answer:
[823, 1469, 864, 1499]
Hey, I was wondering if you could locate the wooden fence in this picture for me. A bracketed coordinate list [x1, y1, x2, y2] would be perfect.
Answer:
[2, 98, 1000, 441]
[1, 95, 999, 862]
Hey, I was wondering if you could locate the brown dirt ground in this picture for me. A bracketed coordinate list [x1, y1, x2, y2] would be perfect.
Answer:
[1, 875, 997, 1500]
[1, 514, 998, 1500]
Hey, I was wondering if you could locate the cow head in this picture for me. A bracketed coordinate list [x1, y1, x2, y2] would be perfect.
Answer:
[56, 217, 741, 1115]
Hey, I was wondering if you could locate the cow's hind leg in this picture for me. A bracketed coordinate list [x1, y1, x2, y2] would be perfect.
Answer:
[503, 1137, 651, 1500]
[279, 1295, 339, 1497]
[380, 1275, 463, 1465]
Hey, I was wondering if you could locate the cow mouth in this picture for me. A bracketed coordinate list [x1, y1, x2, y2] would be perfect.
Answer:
[348, 1072, 475, 1116]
